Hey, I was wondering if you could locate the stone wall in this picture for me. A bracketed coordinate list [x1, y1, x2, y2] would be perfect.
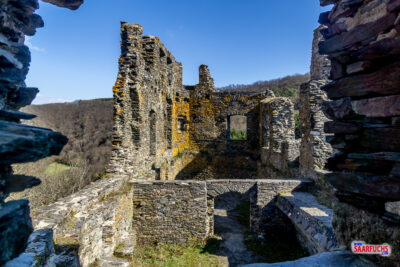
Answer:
[299, 26, 333, 179]
[130, 180, 209, 245]
[130, 179, 310, 245]
[182, 78, 270, 179]
[109, 22, 185, 180]
[0, 0, 82, 264]
[30, 177, 134, 266]
[109, 24, 297, 180]
[319, 0, 400, 265]
[258, 96, 300, 177]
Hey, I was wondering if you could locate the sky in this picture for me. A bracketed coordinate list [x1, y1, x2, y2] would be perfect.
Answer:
[26, 0, 331, 104]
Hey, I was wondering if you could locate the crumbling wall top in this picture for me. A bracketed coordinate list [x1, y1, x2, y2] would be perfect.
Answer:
[310, 26, 330, 81]
[198, 64, 215, 91]
[121, 22, 144, 37]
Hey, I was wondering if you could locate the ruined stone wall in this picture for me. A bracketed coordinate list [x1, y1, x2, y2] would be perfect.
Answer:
[109, 24, 304, 181]
[299, 26, 333, 179]
[109, 22, 188, 180]
[319, 0, 400, 264]
[110, 35, 273, 180]
[0, 0, 80, 264]
[28, 177, 134, 267]
[130, 179, 308, 245]
[181, 79, 269, 179]
[258, 96, 300, 177]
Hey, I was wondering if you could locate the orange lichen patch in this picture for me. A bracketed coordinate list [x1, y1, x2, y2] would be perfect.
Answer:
[171, 96, 195, 157]
[115, 107, 125, 115]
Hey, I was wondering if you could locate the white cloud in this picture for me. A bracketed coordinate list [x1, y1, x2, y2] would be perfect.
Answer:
[25, 36, 46, 52]
[32, 94, 72, 105]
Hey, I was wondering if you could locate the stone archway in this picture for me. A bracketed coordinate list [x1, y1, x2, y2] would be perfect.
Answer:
[206, 181, 258, 235]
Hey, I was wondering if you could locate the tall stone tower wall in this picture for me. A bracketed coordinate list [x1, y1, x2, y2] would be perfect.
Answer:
[109, 23, 184, 180]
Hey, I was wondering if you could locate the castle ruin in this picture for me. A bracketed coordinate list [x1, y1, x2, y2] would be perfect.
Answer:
[109, 22, 302, 182]
[1, 0, 400, 266]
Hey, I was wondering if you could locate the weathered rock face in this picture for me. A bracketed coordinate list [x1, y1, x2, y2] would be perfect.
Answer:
[299, 27, 333, 179]
[0, 200, 33, 265]
[0, 0, 80, 264]
[41, 0, 84, 10]
[318, 0, 400, 265]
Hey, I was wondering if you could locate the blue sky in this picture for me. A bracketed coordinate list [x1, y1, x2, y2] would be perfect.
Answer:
[27, 0, 330, 104]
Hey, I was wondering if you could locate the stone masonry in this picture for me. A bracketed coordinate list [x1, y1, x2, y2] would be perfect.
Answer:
[109, 24, 302, 181]
[319, 0, 400, 265]
[0, 0, 82, 265]
[131, 180, 209, 245]
[130, 179, 311, 246]
[109, 22, 184, 180]
[4, 1, 398, 266]
[299, 26, 333, 179]
[258, 96, 300, 177]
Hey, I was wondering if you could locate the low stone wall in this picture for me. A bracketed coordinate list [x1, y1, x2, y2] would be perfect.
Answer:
[130, 179, 311, 245]
[31, 177, 134, 267]
[130, 180, 209, 245]
[28, 176, 330, 267]
[276, 192, 338, 254]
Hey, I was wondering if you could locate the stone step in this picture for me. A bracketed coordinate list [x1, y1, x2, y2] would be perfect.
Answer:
[276, 192, 338, 254]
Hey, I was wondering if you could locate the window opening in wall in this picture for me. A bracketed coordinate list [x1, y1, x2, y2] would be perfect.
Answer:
[160, 48, 166, 58]
[149, 110, 156, 155]
[228, 115, 247, 140]
[178, 115, 187, 132]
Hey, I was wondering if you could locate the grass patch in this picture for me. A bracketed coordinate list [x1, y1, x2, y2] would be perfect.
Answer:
[244, 231, 308, 263]
[233, 200, 250, 227]
[45, 162, 71, 176]
[130, 237, 223, 267]
[230, 129, 247, 140]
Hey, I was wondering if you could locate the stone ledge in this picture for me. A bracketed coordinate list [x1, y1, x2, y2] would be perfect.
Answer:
[30, 177, 129, 267]
[276, 192, 338, 254]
